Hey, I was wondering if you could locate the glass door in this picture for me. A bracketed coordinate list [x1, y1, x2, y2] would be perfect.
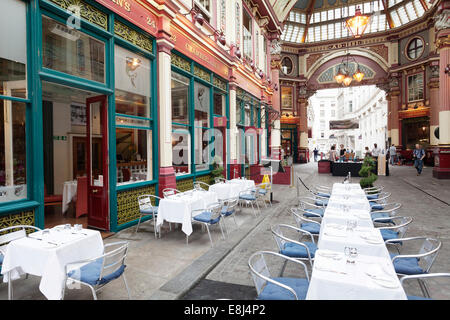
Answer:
[86, 95, 109, 230]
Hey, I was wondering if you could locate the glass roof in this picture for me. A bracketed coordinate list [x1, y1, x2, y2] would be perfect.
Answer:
[281, 0, 433, 44]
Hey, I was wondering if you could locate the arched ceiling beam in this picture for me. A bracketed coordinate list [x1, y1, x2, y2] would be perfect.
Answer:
[381, 0, 395, 29]
[301, 0, 317, 43]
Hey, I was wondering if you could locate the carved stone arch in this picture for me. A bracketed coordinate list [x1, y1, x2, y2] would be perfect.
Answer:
[305, 48, 390, 80]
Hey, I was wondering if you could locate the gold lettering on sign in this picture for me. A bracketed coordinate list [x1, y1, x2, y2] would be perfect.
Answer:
[146, 16, 156, 28]
[185, 43, 218, 70]
[110, 0, 131, 12]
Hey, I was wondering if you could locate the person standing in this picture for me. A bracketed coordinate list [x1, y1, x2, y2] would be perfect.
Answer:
[413, 143, 425, 176]
[329, 145, 337, 162]
[389, 144, 397, 165]
[313, 147, 318, 162]
[371, 143, 381, 159]
[364, 146, 371, 158]
[339, 144, 346, 161]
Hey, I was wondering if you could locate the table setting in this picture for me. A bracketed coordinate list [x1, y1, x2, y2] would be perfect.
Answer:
[1, 224, 103, 300]
[306, 182, 407, 300]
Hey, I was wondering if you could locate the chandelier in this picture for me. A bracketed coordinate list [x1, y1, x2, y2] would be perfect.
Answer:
[345, 6, 370, 38]
[334, 53, 365, 86]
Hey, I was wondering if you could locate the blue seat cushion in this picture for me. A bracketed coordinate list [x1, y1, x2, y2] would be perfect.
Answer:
[380, 229, 399, 241]
[0, 253, 3, 265]
[303, 208, 324, 218]
[258, 277, 309, 300]
[370, 203, 384, 211]
[280, 241, 317, 259]
[259, 189, 267, 195]
[390, 254, 424, 275]
[193, 211, 221, 224]
[317, 192, 330, 198]
[371, 212, 392, 223]
[67, 258, 126, 286]
[408, 295, 432, 300]
[366, 194, 379, 200]
[240, 194, 256, 201]
[221, 206, 235, 217]
[315, 199, 328, 206]
[140, 207, 158, 215]
[300, 222, 320, 234]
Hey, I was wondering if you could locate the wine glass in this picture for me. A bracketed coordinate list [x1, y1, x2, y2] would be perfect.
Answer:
[344, 246, 358, 264]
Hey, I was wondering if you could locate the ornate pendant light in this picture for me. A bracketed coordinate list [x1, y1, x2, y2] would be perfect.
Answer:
[343, 74, 353, 86]
[334, 53, 365, 85]
[345, 6, 370, 38]
[353, 65, 365, 82]
[334, 68, 346, 84]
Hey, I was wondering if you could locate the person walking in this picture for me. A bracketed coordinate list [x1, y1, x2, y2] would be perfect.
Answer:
[413, 143, 425, 176]
[389, 144, 397, 165]
[313, 147, 318, 162]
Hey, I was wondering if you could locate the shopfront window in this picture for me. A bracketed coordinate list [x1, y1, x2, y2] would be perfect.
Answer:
[0, 0, 27, 99]
[172, 73, 189, 125]
[0, 100, 27, 203]
[407, 73, 424, 102]
[42, 15, 105, 83]
[213, 92, 225, 116]
[172, 125, 191, 175]
[243, 9, 253, 59]
[115, 46, 151, 118]
[194, 82, 210, 171]
[114, 45, 153, 185]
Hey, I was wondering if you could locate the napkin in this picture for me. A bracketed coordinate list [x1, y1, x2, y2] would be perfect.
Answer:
[365, 264, 399, 288]
[317, 249, 344, 260]
[323, 227, 347, 238]
[325, 223, 346, 231]
[359, 231, 383, 244]
[315, 256, 347, 274]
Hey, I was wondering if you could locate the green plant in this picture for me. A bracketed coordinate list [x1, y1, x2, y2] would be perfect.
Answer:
[359, 156, 378, 189]
[210, 155, 224, 184]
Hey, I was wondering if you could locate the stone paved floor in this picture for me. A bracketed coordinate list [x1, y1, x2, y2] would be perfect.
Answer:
[1, 161, 449, 300]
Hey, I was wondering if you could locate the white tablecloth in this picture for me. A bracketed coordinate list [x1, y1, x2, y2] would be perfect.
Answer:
[306, 251, 407, 300]
[156, 190, 219, 236]
[226, 179, 256, 193]
[209, 183, 240, 200]
[1, 227, 104, 300]
[62, 181, 77, 213]
[306, 183, 407, 300]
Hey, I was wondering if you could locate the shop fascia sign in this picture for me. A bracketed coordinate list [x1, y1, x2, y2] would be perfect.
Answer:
[95, 0, 158, 36]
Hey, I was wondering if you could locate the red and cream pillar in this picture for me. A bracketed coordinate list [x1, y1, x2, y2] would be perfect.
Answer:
[433, 2, 450, 179]
[428, 62, 440, 146]
[388, 74, 401, 148]
[297, 84, 309, 163]
[156, 17, 177, 194]
[270, 53, 281, 160]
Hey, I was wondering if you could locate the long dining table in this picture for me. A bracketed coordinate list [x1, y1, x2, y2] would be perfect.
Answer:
[306, 183, 407, 300]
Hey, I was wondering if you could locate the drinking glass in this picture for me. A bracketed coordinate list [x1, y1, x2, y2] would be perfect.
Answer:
[344, 246, 358, 264]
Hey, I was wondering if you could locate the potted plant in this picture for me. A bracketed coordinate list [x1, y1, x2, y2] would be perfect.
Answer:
[210, 155, 224, 184]
[359, 156, 378, 189]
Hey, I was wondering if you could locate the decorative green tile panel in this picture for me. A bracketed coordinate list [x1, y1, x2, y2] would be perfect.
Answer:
[176, 177, 194, 193]
[194, 65, 211, 82]
[0, 211, 35, 234]
[117, 184, 157, 226]
[213, 76, 227, 91]
[114, 21, 153, 52]
[48, 0, 108, 29]
[171, 54, 191, 72]
[196, 173, 213, 187]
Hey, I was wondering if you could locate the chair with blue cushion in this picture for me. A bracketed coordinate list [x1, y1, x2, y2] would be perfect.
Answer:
[239, 188, 260, 217]
[162, 188, 181, 198]
[256, 182, 270, 208]
[291, 208, 321, 239]
[271, 224, 317, 271]
[371, 202, 402, 225]
[248, 251, 310, 300]
[298, 197, 325, 218]
[190, 202, 226, 247]
[400, 273, 450, 300]
[366, 191, 391, 201]
[369, 192, 392, 211]
[220, 198, 239, 235]
[296, 174, 332, 199]
[377, 216, 413, 252]
[64, 241, 131, 300]
[136, 195, 161, 238]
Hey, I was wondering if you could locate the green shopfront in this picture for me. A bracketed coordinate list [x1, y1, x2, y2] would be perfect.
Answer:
[0, 0, 161, 232]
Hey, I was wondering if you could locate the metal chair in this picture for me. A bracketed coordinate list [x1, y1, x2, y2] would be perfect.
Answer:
[376, 216, 413, 252]
[371, 202, 402, 225]
[298, 197, 325, 218]
[400, 273, 450, 300]
[64, 241, 131, 300]
[136, 195, 161, 238]
[238, 188, 260, 217]
[162, 188, 181, 198]
[366, 191, 391, 201]
[248, 251, 310, 300]
[220, 198, 239, 235]
[291, 208, 321, 239]
[0, 225, 42, 299]
[189, 202, 226, 247]
[193, 181, 210, 191]
[256, 182, 271, 207]
[271, 224, 317, 271]
[389, 237, 442, 298]
[369, 192, 392, 211]
[214, 177, 226, 184]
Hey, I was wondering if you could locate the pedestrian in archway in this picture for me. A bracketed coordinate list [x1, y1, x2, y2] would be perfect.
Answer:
[413, 143, 425, 176]
[313, 147, 318, 162]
